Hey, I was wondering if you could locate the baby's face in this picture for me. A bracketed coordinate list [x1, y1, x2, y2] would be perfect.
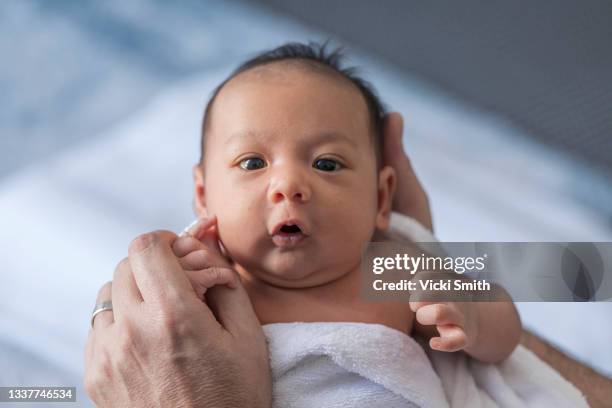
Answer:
[193, 65, 395, 288]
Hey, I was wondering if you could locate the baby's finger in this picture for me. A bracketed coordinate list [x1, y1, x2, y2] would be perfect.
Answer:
[179, 216, 217, 238]
[198, 224, 224, 255]
[430, 325, 468, 352]
[175, 218, 227, 259]
[184, 267, 239, 300]
[409, 300, 436, 312]
[415, 303, 463, 326]
[196, 220, 236, 267]
[182, 216, 226, 257]
[179, 215, 233, 266]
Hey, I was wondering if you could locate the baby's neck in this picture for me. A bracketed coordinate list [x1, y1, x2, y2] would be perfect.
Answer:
[235, 260, 413, 335]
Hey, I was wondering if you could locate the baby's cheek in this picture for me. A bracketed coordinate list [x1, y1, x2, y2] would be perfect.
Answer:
[218, 225, 267, 268]
[333, 222, 376, 259]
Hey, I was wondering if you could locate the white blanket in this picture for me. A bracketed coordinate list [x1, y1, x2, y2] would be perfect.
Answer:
[261, 212, 588, 408]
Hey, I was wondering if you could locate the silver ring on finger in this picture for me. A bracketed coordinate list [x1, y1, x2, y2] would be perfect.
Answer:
[91, 300, 113, 328]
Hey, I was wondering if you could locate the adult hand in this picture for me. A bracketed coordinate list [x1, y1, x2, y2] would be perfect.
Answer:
[84, 231, 272, 408]
[382, 112, 433, 232]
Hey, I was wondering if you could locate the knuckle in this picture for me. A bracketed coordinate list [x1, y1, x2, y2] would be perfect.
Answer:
[222, 266, 235, 279]
[97, 281, 112, 299]
[113, 257, 130, 278]
[209, 266, 233, 285]
[209, 266, 223, 281]
[193, 249, 212, 266]
[185, 236, 203, 250]
[174, 235, 197, 253]
[129, 232, 159, 254]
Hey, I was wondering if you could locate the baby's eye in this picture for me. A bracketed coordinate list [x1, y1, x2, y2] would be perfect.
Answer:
[239, 157, 266, 170]
[313, 158, 342, 172]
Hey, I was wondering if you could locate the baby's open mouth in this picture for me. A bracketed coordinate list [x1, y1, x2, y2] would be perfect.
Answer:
[280, 224, 301, 233]
[272, 223, 308, 247]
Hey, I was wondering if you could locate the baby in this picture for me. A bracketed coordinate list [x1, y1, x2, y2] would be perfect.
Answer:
[172, 41, 521, 364]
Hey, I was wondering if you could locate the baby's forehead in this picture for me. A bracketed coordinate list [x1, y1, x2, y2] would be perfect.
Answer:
[225, 62, 366, 106]
[200, 61, 378, 163]
[214, 65, 370, 130]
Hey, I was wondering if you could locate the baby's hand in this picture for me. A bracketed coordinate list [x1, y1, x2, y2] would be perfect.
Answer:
[172, 216, 239, 300]
[409, 299, 479, 353]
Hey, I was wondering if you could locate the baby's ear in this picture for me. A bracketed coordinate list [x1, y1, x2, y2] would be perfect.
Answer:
[376, 165, 397, 231]
[192, 164, 209, 218]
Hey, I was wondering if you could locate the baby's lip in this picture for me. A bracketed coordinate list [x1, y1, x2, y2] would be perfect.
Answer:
[270, 219, 310, 236]
[271, 231, 307, 248]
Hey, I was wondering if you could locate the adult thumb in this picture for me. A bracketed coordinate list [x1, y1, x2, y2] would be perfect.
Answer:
[383, 111, 405, 160]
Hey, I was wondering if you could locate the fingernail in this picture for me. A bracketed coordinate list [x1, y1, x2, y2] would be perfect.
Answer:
[179, 219, 200, 237]
[180, 215, 218, 238]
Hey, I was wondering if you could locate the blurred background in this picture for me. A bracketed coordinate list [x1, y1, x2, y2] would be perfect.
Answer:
[1, 1, 611, 405]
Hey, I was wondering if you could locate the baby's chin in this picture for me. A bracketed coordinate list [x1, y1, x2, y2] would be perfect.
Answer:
[235, 257, 344, 289]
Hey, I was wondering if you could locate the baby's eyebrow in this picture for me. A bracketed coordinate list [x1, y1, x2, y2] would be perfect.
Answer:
[226, 130, 357, 148]
[308, 131, 357, 147]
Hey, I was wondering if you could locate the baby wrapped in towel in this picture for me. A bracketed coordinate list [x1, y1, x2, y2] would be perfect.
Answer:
[172, 42, 587, 407]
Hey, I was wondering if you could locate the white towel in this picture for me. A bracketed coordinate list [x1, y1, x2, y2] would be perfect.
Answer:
[262, 212, 588, 407]
[264, 322, 448, 408]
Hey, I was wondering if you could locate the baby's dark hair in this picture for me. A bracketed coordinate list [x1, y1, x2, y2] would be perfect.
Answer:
[199, 40, 387, 169]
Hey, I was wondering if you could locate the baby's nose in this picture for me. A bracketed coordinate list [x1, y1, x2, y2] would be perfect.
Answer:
[268, 173, 311, 204]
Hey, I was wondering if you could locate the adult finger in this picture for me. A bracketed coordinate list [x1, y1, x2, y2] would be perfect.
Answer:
[382, 111, 404, 163]
[179, 249, 230, 271]
[382, 112, 433, 232]
[185, 267, 239, 299]
[84, 327, 94, 370]
[92, 281, 114, 331]
[205, 275, 261, 337]
[112, 257, 143, 323]
[172, 235, 203, 258]
[128, 230, 194, 304]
